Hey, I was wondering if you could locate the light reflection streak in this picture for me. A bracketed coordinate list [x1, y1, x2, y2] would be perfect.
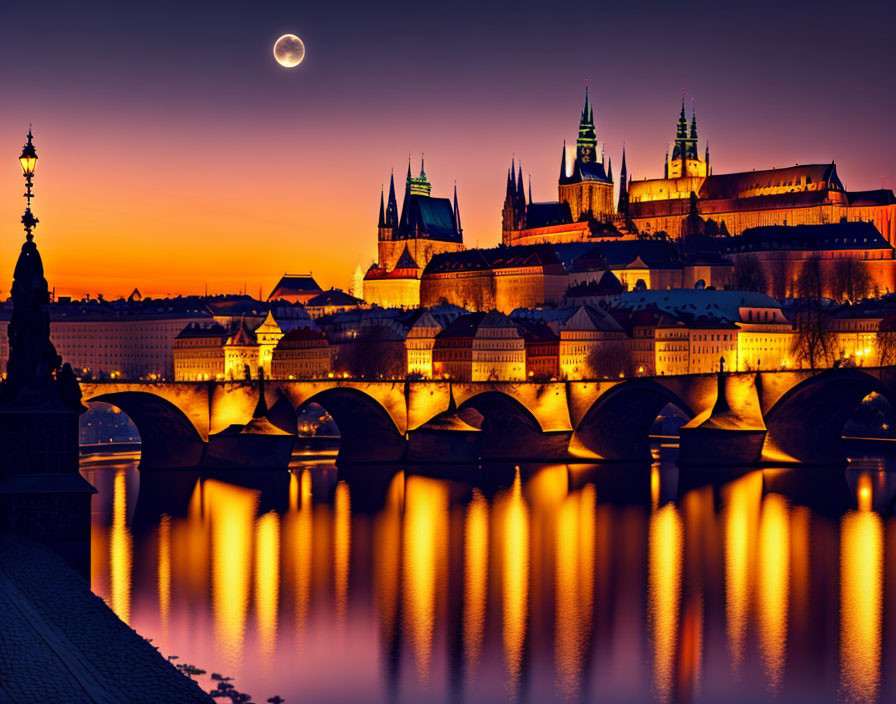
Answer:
[757, 492, 790, 693]
[723, 471, 762, 672]
[839, 474, 882, 704]
[554, 484, 595, 700]
[109, 467, 132, 625]
[648, 501, 682, 704]
[334, 481, 351, 624]
[207, 479, 259, 672]
[499, 471, 529, 700]
[157, 513, 172, 639]
[291, 470, 313, 639]
[255, 510, 280, 667]
[463, 488, 489, 670]
[402, 475, 448, 683]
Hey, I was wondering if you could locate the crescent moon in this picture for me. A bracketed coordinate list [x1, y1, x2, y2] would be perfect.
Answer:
[274, 34, 305, 68]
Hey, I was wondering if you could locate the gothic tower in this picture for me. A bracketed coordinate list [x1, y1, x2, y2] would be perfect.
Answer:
[558, 84, 614, 222]
[667, 94, 708, 179]
[502, 159, 527, 245]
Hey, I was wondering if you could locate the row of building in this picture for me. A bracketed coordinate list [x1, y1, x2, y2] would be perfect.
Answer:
[169, 289, 892, 382]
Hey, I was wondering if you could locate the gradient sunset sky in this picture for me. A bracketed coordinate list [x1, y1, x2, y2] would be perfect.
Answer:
[1, 0, 894, 299]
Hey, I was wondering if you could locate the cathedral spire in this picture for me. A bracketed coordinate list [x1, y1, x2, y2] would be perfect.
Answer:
[607, 157, 613, 183]
[705, 141, 711, 173]
[453, 182, 462, 234]
[516, 163, 524, 202]
[386, 171, 398, 227]
[420, 153, 426, 180]
[528, 175, 532, 204]
[677, 92, 688, 139]
[690, 105, 698, 140]
[618, 145, 629, 215]
[377, 186, 385, 228]
[559, 141, 568, 181]
[576, 82, 597, 163]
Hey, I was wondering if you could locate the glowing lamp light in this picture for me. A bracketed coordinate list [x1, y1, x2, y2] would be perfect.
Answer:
[19, 141, 37, 176]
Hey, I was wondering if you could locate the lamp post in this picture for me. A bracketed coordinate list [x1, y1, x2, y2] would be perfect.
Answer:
[19, 127, 38, 241]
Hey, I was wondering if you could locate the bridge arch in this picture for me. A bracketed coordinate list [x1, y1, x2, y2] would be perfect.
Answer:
[453, 390, 568, 460]
[762, 368, 893, 465]
[291, 387, 407, 464]
[571, 379, 695, 461]
[84, 391, 206, 468]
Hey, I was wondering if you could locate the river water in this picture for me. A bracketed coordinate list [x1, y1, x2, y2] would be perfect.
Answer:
[81, 449, 896, 704]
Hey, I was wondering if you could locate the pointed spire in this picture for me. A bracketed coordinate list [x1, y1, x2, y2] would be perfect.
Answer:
[406, 156, 412, 183]
[453, 181, 462, 234]
[510, 157, 516, 186]
[386, 170, 399, 227]
[420, 153, 426, 179]
[607, 157, 613, 183]
[378, 186, 385, 228]
[516, 164, 524, 201]
[690, 104, 698, 140]
[560, 141, 568, 181]
[620, 143, 628, 181]
[528, 175, 533, 204]
[582, 80, 591, 122]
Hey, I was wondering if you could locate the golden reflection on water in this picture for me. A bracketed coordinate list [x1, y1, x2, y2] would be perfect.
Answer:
[109, 467, 132, 624]
[402, 475, 448, 683]
[499, 470, 530, 700]
[157, 513, 171, 638]
[840, 473, 883, 704]
[334, 481, 351, 624]
[648, 500, 682, 704]
[757, 492, 790, 693]
[86, 458, 896, 704]
[375, 472, 403, 658]
[554, 484, 595, 700]
[206, 479, 259, 672]
[288, 470, 313, 639]
[723, 471, 762, 672]
[463, 488, 489, 670]
[255, 510, 280, 667]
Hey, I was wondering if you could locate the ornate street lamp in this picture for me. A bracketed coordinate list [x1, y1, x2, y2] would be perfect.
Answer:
[19, 127, 38, 240]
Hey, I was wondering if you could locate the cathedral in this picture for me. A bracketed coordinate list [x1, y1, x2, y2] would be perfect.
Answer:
[502, 86, 629, 247]
[363, 158, 465, 308]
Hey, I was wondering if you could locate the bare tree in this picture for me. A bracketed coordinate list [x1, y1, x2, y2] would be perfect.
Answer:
[792, 258, 835, 369]
[877, 317, 896, 367]
[587, 339, 635, 378]
[832, 258, 872, 303]
[730, 254, 768, 293]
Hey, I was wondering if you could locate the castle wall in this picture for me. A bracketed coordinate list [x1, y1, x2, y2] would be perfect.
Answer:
[363, 277, 421, 309]
[631, 201, 896, 243]
[421, 271, 496, 311]
[728, 249, 896, 298]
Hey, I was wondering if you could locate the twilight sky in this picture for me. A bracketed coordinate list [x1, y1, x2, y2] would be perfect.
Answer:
[0, 0, 894, 298]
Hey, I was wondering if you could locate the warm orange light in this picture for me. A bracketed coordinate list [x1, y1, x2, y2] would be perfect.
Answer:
[110, 468, 132, 625]
[757, 493, 790, 693]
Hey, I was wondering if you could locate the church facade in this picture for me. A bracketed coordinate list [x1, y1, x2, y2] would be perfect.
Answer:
[364, 159, 465, 308]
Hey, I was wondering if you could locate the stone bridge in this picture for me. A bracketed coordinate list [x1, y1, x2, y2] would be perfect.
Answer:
[80, 367, 896, 469]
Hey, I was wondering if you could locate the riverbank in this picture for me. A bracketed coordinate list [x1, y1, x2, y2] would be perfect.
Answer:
[0, 532, 212, 703]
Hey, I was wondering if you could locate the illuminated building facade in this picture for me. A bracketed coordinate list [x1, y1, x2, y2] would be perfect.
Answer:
[223, 319, 260, 380]
[270, 328, 331, 379]
[471, 311, 526, 381]
[365, 160, 465, 308]
[404, 310, 442, 378]
[173, 322, 226, 381]
[253, 311, 283, 378]
[421, 244, 568, 313]
[725, 222, 896, 298]
[556, 305, 627, 380]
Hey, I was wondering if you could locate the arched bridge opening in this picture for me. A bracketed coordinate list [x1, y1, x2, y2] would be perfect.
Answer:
[571, 380, 695, 462]
[84, 391, 206, 469]
[456, 391, 564, 460]
[292, 388, 406, 464]
[763, 369, 894, 465]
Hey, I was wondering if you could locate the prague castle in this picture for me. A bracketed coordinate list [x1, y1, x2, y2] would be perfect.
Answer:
[363, 158, 464, 308]
[501, 87, 896, 247]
